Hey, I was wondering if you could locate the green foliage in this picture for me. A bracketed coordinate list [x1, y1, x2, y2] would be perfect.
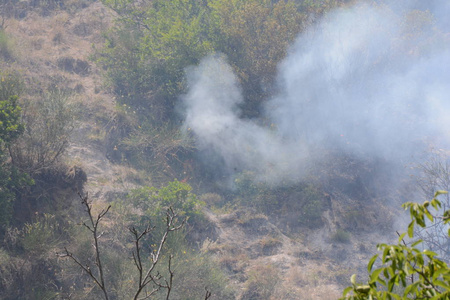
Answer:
[234, 172, 325, 228]
[0, 95, 23, 143]
[9, 89, 76, 174]
[129, 179, 204, 222]
[341, 191, 450, 299]
[242, 263, 280, 300]
[20, 213, 66, 256]
[209, 0, 305, 116]
[98, 0, 306, 119]
[0, 72, 24, 144]
[0, 72, 28, 229]
[0, 29, 13, 61]
[96, 0, 309, 179]
[331, 229, 351, 244]
[296, 184, 325, 228]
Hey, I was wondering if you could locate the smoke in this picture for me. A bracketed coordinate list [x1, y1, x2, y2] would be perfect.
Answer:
[181, 1, 450, 184]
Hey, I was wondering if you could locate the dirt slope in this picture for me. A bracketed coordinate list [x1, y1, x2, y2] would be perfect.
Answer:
[2, 3, 400, 299]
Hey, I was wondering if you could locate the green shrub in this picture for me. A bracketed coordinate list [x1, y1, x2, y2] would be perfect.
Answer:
[0, 30, 13, 61]
[297, 184, 325, 228]
[126, 180, 206, 247]
[234, 172, 325, 228]
[242, 263, 280, 300]
[331, 229, 351, 244]
[9, 89, 76, 174]
[0, 72, 30, 230]
[20, 214, 66, 256]
[98, 0, 307, 119]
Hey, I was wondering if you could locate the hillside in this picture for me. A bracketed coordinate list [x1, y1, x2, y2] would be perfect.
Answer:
[0, 1, 449, 299]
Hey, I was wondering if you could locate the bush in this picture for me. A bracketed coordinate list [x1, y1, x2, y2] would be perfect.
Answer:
[98, 0, 307, 120]
[20, 213, 66, 257]
[331, 229, 351, 244]
[242, 263, 280, 300]
[234, 172, 326, 228]
[9, 89, 76, 175]
[128, 180, 205, 229]
[0, 29, 13, 61]
[120, 122, 195, 180]
[0, 72, 29, 230]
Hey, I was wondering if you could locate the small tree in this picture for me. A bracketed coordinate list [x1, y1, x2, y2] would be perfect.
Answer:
[59, 191, 212, 300]
[341, 191, 450, 299]
[0, 73, 29, 229]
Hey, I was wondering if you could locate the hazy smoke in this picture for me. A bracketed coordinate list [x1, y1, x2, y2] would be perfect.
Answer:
[182, 1, 450, 183]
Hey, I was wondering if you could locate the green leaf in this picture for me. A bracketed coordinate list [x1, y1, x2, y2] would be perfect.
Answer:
[407, 221, 415, 238]
[423, 249, 437, 258]
[404, 281, 420, 296]
[351, 274, 357, 286]
[342, 286, 353, 296]
[368, 255, 378, 272]
[398, 232, 407, 243]
[434, 190, 448, 197]
[411, 239, 423, 247]
[370, 268, 384, 284]
[433, 280, 450, 290]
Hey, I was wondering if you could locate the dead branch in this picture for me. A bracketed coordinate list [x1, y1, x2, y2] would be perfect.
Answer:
[132, 207, 185, 300]
[204, 288, 212, 300]
[59, 194, 187, 300]
[58, 193, 110, 300]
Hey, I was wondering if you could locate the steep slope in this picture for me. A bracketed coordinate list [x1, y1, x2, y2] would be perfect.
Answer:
[1, 2, 408, 299]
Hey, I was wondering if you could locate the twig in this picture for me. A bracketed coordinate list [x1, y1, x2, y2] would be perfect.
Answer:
[58, 193, 110, 300]
[133, 207, 185, 300]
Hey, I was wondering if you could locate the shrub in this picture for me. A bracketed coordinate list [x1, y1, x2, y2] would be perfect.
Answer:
[242, 263, 280, 300]
[234, 172, 326, 228]
[9, 89, 76, 175]
[0, 72, 29, 230]
[129, 180, 203, 220]
[0, 29, 13, 61]
[20, 213, 66, 257]
[120, 122, 195, 180]
[331, 229, 351, 244]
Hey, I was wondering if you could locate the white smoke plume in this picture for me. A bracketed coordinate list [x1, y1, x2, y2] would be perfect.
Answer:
[182, 1, 450, 183]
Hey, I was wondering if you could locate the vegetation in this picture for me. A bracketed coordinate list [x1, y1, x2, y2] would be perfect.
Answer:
[0, 0, 448, 299]
[60, 182, 233, 299]
[0, 72, 28, 229]
[341, 191, 450, 299]
[99, 0, 306, 119]
[234, 171, 327, 229]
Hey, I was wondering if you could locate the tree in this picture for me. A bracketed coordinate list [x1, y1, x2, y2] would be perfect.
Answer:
[0, 72, 28, 229]
[341, 191, 450, 299]
[59, 181, 219, 299]
[99, 0, 306, 119]
[59, 193, 194, 300]
[209, 0, 305, 116]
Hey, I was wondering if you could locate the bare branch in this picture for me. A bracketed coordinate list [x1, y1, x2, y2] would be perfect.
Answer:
[204, 288, 212, 300]
[133, 207, 185, 300]
[59, 193, 110, 300]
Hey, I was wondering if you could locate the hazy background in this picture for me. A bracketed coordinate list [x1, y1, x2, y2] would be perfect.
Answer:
[182, 0, 450, 184]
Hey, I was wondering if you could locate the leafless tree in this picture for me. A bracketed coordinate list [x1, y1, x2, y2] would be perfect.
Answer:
[58, 193, 195, 299]
[59, 193, 111, 300]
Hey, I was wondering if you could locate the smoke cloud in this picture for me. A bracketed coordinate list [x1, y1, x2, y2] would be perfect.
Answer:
[181, 1, 450, 183]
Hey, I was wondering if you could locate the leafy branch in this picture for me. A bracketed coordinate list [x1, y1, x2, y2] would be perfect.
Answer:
[341, 190, 450, 299]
